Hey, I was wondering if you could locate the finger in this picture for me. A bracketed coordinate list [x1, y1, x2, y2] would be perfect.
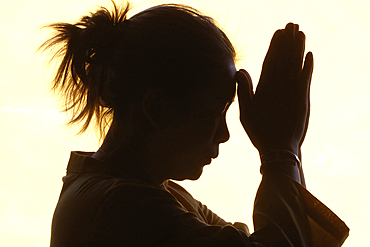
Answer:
[295, 31, 306, 71]
[273, 23, 299, 87]
[263, 30, 284, 70]
[285, 22, 298, 37]
[288, 31, 306, 86]
[299, 51, 314, 98]
[236, 69, 254, 116]
[255, 29, 283, 93]
[259, 30, 283, 74]
[284, 23, 299, 44]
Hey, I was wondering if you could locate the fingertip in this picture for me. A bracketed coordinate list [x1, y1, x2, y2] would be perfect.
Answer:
[296, 31, 305, 41]
[237, 69, 252, 85]
[273, 29, 283, 38]
[305, 52, 314, 66]
[309, 52, 314, 69]
[295, 23, 299, 32]
[235, 70, 243, 83]
[285, 22, 294, 29]
[302, 52, 314, 82]
[239, 69, 250, 78]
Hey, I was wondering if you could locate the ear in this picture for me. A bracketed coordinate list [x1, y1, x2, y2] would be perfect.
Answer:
[142, 90, 166, 128]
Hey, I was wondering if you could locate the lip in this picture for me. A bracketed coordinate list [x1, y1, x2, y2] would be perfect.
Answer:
[211, 153, 218, 159]
[211, 146, 219, 159]
[205, 158, 212, 165]
[205, 148, 219, 162]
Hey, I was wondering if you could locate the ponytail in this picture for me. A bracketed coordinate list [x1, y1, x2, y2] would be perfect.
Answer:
[40, 1, 131, 136]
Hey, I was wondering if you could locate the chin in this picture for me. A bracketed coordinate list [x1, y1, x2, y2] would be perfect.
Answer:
[186, 173, 203, 181]
[173, 167, 204, 181]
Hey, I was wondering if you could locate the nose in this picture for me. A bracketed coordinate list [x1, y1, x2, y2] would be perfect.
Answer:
[215, 116, 230, 144]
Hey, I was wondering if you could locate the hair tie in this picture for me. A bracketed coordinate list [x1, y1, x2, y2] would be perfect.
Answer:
[85, 47, 97, 64]
[85, 19, 130, 64]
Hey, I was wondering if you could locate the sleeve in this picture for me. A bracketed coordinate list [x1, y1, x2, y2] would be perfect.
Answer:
[251, 172, 349, 247]
[166, 175, 348, 247]
[91, 176, 348, 247]
[92, 181, 254, 247]
[163, 180, 250, 236]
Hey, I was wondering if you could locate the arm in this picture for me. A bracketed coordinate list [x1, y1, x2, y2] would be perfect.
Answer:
[236, 23, 348, 246]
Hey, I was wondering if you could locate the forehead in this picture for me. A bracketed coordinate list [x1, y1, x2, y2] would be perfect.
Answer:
[169, 59, 236, 114]
[209, 59, 236, 101]
[189, 60, 236, 111]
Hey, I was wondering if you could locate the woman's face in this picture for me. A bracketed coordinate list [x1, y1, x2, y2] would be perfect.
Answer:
[157, 60, 237, 181]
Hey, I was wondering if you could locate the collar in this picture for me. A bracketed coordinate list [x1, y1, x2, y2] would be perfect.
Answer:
[66, 151, 113, 175]
[65, 151, 162, 188]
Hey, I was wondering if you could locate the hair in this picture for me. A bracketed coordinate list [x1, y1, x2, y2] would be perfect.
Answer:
[40, 1, 236, 137]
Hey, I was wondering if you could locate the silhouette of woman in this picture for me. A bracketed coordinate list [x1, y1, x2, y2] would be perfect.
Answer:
[42, 1, 349, 246]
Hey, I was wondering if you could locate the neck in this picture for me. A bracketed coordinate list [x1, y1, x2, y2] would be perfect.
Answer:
[92, 118, 167, 186]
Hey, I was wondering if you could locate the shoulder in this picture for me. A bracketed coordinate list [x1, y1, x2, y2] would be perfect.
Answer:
[92, 179, 199, 246]
[53, 173, 177, 246]
[100, 177, 179, 206]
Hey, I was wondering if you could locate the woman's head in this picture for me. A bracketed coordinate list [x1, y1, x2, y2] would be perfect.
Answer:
[42, 1, 236, 135]
[42, 1, 237, 182]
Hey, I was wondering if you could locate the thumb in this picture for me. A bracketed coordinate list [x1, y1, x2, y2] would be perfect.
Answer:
[236, 69, 254, 117]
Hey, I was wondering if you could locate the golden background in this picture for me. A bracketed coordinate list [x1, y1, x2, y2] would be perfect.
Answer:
[1, 0, 368, 246]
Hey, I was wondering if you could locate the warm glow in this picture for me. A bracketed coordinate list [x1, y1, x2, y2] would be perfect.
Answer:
[1, 0, 369, 246]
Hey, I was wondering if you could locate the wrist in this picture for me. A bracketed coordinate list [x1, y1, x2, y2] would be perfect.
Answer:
[258, 144, 299, 158]
[259, 149, 300, 165]
[259, 149, 301, 183]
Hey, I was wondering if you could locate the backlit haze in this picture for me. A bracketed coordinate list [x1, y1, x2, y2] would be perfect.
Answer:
[1, 0, 369, 246]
